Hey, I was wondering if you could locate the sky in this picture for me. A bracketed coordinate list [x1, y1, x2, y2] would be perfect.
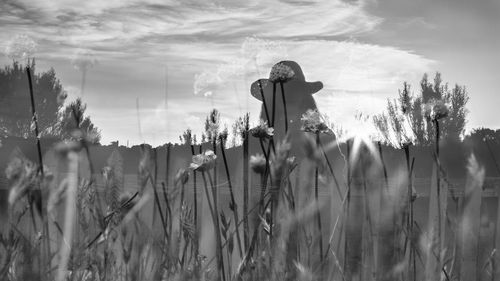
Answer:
[0, 0, 499, 146]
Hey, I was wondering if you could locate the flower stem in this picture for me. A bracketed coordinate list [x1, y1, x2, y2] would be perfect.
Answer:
[258, 80, 271, 125]
[220, 136, 243, 258]
[272, 82, 276, 127]
[434, 119, 442, 270]
[280, 81, 288, 133]
[242, 116, 250, 250]
[206, 173, 226, 281]
[315, 133, 324, 264]
[26, 66, 43, 175]
[149, 153, 168, 240]
[318, 138, 342, 198]
[202, 172, 226, 281]
[190, 144, 199, 257]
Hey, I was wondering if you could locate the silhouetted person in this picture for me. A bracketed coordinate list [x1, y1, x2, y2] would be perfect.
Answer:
[250, 60, 323, 143]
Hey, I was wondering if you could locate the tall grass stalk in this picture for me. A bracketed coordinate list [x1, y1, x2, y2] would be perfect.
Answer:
[25, 66, 43, 174]
[258, 80, 271, 125]
[434, 119, 443, 275]
[26, 64, 51, 268]
[190, 144, 199, 260]
[403, 144, 417, 281]
[55, 151, 78, 281]
[272, 82, 276, 127]
[360, 151, 376, 281]
[314, 133, 324, 264]
[166, 142, 171, 189]
[201, 171, 226, 281]
[456, 154, 484, 280]
[319, 139, 342, 198]
[150, 149, 168, 239]
[280, 81, 288, 133]
[242, 114, 250, 250]
[343, 139, 352, 277]
[212, 138, 218, 226]
[220, 135, 244, 258]
[494, 177, 500, 281]
[376, 141, 396, 280]
[238, 160, 272, 279]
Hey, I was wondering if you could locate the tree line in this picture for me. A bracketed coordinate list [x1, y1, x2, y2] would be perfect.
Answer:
[0, 60, 100, 142]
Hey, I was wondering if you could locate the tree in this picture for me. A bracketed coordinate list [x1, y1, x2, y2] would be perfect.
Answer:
[464, 128, 500, 145]
[179, 128, 193, 145]
[0, 61, 101, 142]
[0, 60, 65, 138]
[373, 72, 469, 146]
[204, 109, 221, 143]
[59, 98, 101, 143]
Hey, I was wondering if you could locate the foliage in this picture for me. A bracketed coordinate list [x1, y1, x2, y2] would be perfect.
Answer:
[0, 60, 64, 137]
[204, 109, 220, 143]
[373, 73, 469, 146]
[0, 61, 496, 281]
[0, 61, 101, 142]
[464, 127, 500, 145]
[59, 98, 101, 143]
[179, 128, 193, 145]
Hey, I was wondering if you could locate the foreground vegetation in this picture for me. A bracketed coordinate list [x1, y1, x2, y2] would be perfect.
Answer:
[1, 63, 499, 281]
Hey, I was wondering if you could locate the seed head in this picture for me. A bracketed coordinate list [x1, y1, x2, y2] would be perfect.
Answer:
[250, 154, 267, 174]
[190, 150, 217, 172]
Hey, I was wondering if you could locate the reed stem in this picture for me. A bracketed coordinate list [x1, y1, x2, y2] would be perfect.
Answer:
[315, 133, 324, 264]
[280, 81, 288, 133]
[220, 136, 244, 258]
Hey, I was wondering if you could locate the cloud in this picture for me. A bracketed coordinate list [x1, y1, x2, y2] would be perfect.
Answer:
[0, 0, 437, 145]
[87, 36, 434, 145]
[1, 0, 381, 61]
[186, 38, 434, 137]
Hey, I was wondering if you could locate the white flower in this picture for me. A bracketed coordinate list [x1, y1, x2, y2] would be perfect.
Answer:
[424, 99, 449, 121]
[250, 120, 274, 139]
[5, 34, 37, 62]
[190, 150, 217, 172]
[301, 109, 332, 134]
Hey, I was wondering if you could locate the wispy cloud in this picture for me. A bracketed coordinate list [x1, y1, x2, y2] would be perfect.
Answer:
[189, 38, 434, 143]
[1, 0, 381, 59]
[0, 0, 440, 145]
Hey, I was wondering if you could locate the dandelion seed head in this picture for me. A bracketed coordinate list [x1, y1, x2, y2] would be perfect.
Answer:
[268, 62, 295, 83]
[5, 34, 37, 63]
[424, 98, 449, 121]
[71, 49, 98, 71]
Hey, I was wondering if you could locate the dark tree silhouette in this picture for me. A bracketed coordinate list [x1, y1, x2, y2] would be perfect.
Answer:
[180, 128, 193, 145]
[464, 127, 500, 145]
[0, 60, 64, 137]
[0, 60, 100, 142]
[204, 109, 221, 143]
[374, 72, 469, 146]
[59, 98, 101, 143]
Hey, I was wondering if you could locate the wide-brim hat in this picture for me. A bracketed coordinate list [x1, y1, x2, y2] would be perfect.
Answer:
[250, 60, 323, 101]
